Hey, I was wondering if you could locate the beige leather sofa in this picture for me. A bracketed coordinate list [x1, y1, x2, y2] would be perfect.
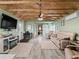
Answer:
[49, 31, 76, 49]
[65, 46, 79, 59]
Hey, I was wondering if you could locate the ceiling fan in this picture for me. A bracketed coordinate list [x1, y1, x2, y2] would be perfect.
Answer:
[37, 0, 54, 20]
[37, 0, 44, 21]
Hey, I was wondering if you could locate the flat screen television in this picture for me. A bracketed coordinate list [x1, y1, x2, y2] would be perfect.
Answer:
[1, 14, 17, 29]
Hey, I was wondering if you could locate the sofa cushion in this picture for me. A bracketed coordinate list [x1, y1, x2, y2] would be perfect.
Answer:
[57, 31, 76, 41]
[51, 34, 57, 38]
[68, 46, 79, 52]
[72, 50, 79, 55]
[64, 37, 70, 40]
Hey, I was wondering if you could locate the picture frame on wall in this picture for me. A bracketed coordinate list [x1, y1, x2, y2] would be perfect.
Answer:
[61, 19, 65, 26]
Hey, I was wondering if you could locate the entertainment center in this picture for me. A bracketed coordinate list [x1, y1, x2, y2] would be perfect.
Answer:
[0, 35, 18, 53]
[0, 13, 18, 53]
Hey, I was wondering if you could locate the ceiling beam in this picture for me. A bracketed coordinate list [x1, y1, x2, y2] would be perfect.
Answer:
[16, 14, 39, 17]
[21, 13, 69, 15]
[17, 15, 38, 17]
[8, 8, 76, 11]
[42, 0, 79, 2]
[43, 8, 77, 10]
[8, 10, 70, 16]
[44, 16, 63, 17]
[0, 1, 79, 4]
[45, 13, 69, 14]
[0, 1, 39, 4]
[17, 14, 63, 18]
[8, 9, 39, 11]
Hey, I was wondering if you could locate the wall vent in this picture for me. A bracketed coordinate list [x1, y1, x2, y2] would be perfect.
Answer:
[65, 12, 78, 20]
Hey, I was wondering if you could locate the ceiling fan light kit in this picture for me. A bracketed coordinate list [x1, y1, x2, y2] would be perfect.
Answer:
[38, 17, 43, 21]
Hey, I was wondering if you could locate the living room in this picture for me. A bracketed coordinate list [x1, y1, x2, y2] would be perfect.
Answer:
[0, 0, 79, 59]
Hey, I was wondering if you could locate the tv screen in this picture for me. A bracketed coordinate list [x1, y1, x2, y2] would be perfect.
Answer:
[1, 14, 17, 29]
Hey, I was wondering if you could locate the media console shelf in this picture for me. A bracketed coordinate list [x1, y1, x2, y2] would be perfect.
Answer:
[0, 54, 16, 59]
[9, 36, 18, 49]
[0, 36, 18, 53]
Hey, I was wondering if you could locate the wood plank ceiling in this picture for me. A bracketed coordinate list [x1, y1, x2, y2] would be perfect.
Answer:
[0, 0, 79, 21]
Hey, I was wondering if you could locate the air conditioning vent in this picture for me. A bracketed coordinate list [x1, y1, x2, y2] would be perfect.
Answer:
[65, 12, 78, 20]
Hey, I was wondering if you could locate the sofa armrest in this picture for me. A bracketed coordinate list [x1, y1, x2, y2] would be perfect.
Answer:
[59, 38, 70, 42]
[66, 45, 76, 48]
[67, 45, 79, 48]
[72, 55, 79, 59]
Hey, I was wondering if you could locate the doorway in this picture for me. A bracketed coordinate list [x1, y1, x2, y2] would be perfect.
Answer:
[38, 24, 43, 35]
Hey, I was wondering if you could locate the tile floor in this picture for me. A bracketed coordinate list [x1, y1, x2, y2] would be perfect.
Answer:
[9, 35, 65, 59]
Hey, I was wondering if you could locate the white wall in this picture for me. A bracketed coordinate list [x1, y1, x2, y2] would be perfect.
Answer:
[18, 20, 24, 40]
[56, 11, 79, 40]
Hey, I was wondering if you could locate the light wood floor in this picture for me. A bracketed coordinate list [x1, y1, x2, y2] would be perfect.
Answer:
[12, 36, 65, 59]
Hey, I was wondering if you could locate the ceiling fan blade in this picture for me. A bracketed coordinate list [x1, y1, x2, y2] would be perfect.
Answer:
[40, 13, 43, 17]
